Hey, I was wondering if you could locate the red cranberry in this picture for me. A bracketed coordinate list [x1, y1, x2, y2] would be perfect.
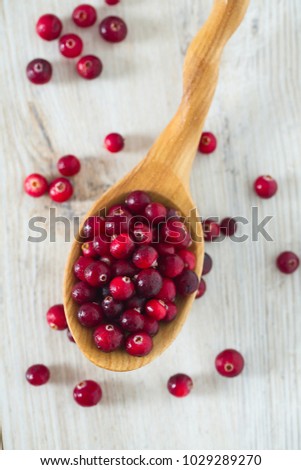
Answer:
[202, 253, 213, 275]
[46, 304, 67, 330]
[83, 216, 106, 240]
[276, 251, 300, 274]
[99, 16, 127, 43]
[119, 309, 144, 332]
[132, 246, 158, 269]
[77, 302, 104, 327]
[110, 276, 135, 300]
[164, 301, 177, 322]
[49, 177, 73, 203]
[59, 34, 83, 58]
[155, 278, 176, 302]
[110, 233, 135, 259]
[26, 364, 50, 386]
[108, 204, 132, 217]
[93, 235, 111, 256]
[161, 220, 190, 247]
[196, 278, 206, 298]
[74, 256, 94, 281]
[203, 219, 220, 241]
[81, 241, 98, 257]
[220, 217, 237, 236]
[132, 222, 153, 245]
[93, 323, 124, 351]
[24, 173, 48, 197]
[144, 202, 167, 224]
[125, 296, 146, 310]
[57, 155, 81, 176]
[84, 261, 111, 287]
[101, 295, 123, 319]
[167, 373, 193, 397]
[111, 260, 138, 277]
[26, 59, 52, 85]
[145, 299, 167, 320]
[215, 349, 244, 377]
[143, 316, 159, 336]
[105, 0, 120, 4]
[72, 281, 97, 304]
[104, 133, 125, 153]
[166, 208, 182, 220]
[105, 214, 130, 236]
[77, 55, 103, 80]
[155, 242, 175, 256]
[125, 191, 151, 214]
[73, 380, 102, 407]
[177, 249, 196, 270]
[254, 175, 278, 198]
[67, 329, 75, 342]
[36, 14, 62, 41]
[158, 254, 184, 278]
[125, 332, 153, 356]
[135, 268, 163, 298]
[198, 132, 217, 154]
[72, 5, 97, 27]
[174, 269, 199, 296]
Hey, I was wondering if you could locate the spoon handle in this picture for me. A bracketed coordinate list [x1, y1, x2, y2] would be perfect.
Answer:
[143, 0, 250, 188]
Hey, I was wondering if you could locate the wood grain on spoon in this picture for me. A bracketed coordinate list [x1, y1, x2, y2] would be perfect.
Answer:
[63, 0, 250, 372]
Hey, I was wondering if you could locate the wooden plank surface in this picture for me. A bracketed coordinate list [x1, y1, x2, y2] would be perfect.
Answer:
[1, 0, 301, 450]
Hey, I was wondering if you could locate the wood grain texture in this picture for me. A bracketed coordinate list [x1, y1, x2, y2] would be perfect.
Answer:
[1, 0, 301, 450]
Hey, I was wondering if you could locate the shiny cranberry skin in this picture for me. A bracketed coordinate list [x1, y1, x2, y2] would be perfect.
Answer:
[125, 191, 151, 214]
[110, 276, 135, 300]
[77, 302, 104, 327]
[105, 0, 120, 4]
[164, 301, 177, 322]
[254, 175, 278, 198]
[108, 204, 132, 217]
[77, 55, 103, 80]
[198, 132, 217, 154]
[125, 332, 153, 357]
[24, 173, 48, 197]
[99, 16, 127, 43]
[215, 349, 244, 377]
[67, 329, 75, 343]
[156, 242, 175, 256]
[26, 59, 52, 85]
[110, 233, 135, 259]
[220, 217, 237, 236]
[145, 299, 167, 320]
[144, 202, 167, 224]
[155, 278, 176, 302]
[93, 235, 111, 256]
[99, 254, 114, 266]
[135, 268, 163, 298]
[73, 380, 102, 407]
[111, 260, 138, 277]
[203, 219, 220, 241]
[196, 278, 206, 298]
[177, 249, 196, 270]
[132, 222, 153, 245]
[125, 296, 146, 310]
[59, 34, 83, 58]
[36, 14, 62, 41]
[276, 251, 300, 274]
[174, 269, 198, 296]
[158, 254, 184, 278]
[143, 316, 159, 336]
[84, 261, 111, 287]
[167, 373, 193, 397]
[119, 309, 144, 332]
[132, 246, 158, 269]
[161, 220, 189, 247]
[72, 281, 97, 304]
[57, 155, 81, 176]
[49, 177, 73, 203]
[72, 5, 97, 27]
[74, 256, 94, 281]
[104, 133, 125, 153]
[202, 253, 213, 275]
[26, 365, 50, 386]
[105, 214, 130, 236]
[81, 241, 98, 257]
[46, 304, 67, 330]
[94, 323, 124, 351]
[83, 216, 106, 240]
[101, 295, 123, 319]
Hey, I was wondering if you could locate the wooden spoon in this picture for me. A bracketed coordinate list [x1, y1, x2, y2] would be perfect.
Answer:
[63, 0, 250, 372]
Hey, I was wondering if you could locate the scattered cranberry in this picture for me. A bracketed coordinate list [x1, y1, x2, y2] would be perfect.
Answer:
[111, 260, 138, 277]
[198, 132, 217, 154]
[49, 177, 73, 203]
[144, 202, 167, 224]
[202, 253, 213, 275]
[84, 261, 111, 287]
[26, 364, 50, 386]
[135, 268, 162, 298]
[77, 55, 103, 80]
[46, 304, 67, 330]
[167, 373, 193, 397]
[94, 323, 124, 351]
[132, 246, 158, 269]
[220, 217, 237, 236]
[158, 254, 184, 278]
[104, 133, 125, 153]
[125, 332, 153, 356]
[72, 5, 97, 27]
[164, 301, 177, 322]
[24, 173, 48, 197]
[254, 175, 278, 198]
[26, 59, 52, 85]
[93, 235, 111, 256]
[110, 276, 135, 300]
[215, 349, 244, 377]
[105, 0, 120, 5]
[72, 281, 97, 304]
[110, 233, 135, 259]
[67, 329, 75, 343]
[119, 309, 144, 332]
[203, 219, 220, 242]
[125, 190, 151, 214]
[177, 249, 196, 270]
[36, 14, 62, 41]
[101, 295, 124, 319]
[174, 269, 198, 296]
[99, 16, 127, 43]
[59, 34, 83, 58]
[145, 299, 167, 320]
[73, 380, 102, 407]
[81, 241, 98, 257]
[196, 278, 206, 298]
[143, 316, 159, 336]
[155, 278, 176, 302]
[276, 251, 300, 274]
[132, 222, 153, 245]
[57, 155, 81, 177]
[77, 302, 104, 327]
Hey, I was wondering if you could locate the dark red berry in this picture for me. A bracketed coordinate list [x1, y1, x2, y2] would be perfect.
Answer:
[24, 173, 48, 197]
[174, 269, 198, 296]
[166, 208, 182, 220]
[111, 260, 138, 277]
[155, 242, 175, 256]
[84, 261, 111, 287]
[77, 302, 104, 327]
[93, 235, 111, 256]
[74, 257, 95, 281]
[99, 16, 127, 43]
[73, 380, 102, 407]
[203, 219, 220, 241]
[104, 133, 125, 153]
[220, 217, 237, 236]
[105, 214, 130, 236]
[132, 246, 158, 269]
[108, 204, 132, 217]
[143, 316, 159, 336]
[26, 59, 52, 85]
[144, 202, 167, 224]
[167, 373, 193, 397]
[125, 332, 153, 357]
[158, 254, 184, 278]
[215, 349, 244, 377]
[125, 191, 151, 214]
[81, 241, 98, 257]
[101, 296, 124, 319]
[276, 251, 300, 274]
[36, 14, 62, 41]
[177, 249, 196, 270]
[131, 222, 153, 245]
[99, 254, 115, 266]
[110, 276, 135, 300]
[77, 55, 103, 79]
[135, 268, 163, 298]
[125, 296, 146, 310]
[83, 216, 106, 240]
[72, 5, 97, 27]
[254, 175, 278, 198]
[49, 177, 73, 203]
[196, 278, 206, 298]
[145, 299, 167, 320]
[164, 301, 178, 322]
[26, 364, 50, 386]
[202, 253, 213, 275]
[110, 233, 135, 259]
[155, 278, 176, 302]
[46, 304, 67, 330]
[67, 329, 75, 343]
[93, 323, 124, 351]
[57, 155, 81, 176]
[198, 132, 217, 154]
[72, 281, 97, 304]
[59, 34, 83, 58]
[161, 220, 190, 247]
[105, 0, 120, 5]
[119, 309, 144, 332]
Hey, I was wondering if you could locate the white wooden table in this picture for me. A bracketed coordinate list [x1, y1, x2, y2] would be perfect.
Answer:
[1, 0, 301, 450]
